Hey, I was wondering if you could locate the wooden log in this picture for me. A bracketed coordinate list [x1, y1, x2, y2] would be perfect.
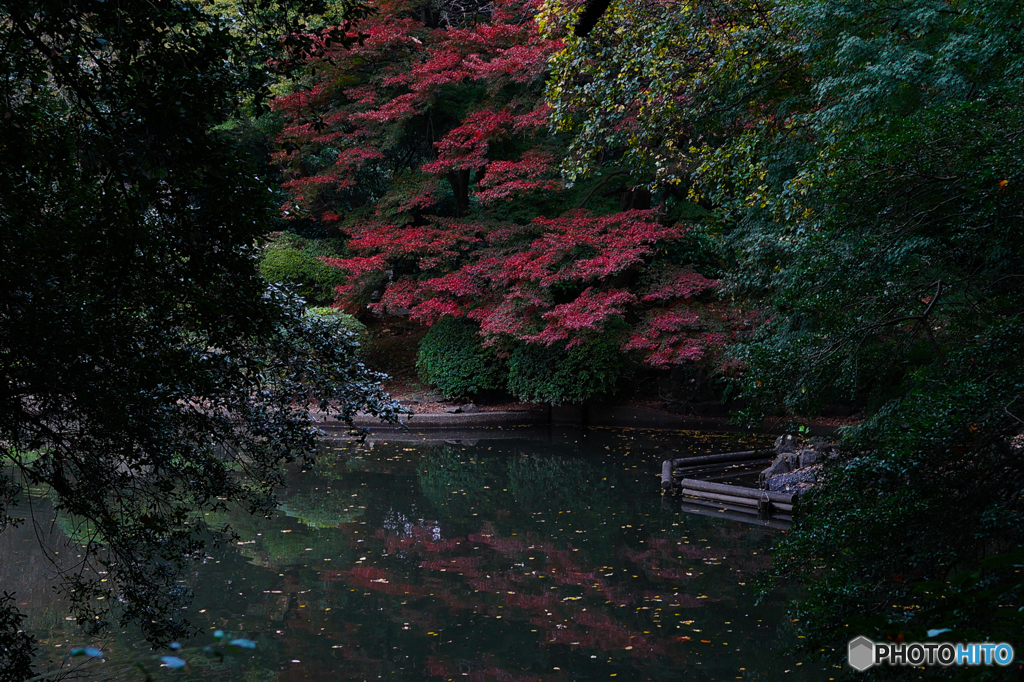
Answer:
[668, 450, 766, 468]
[680, 488, 760, 509]
[677, 478, 794, 505]
[674, 457, 773, 471]
[679, 487, 794, 514]
[678, 502, 792, 530]
[663, 450, 771, 494]
[700, 470, 767, 484]
[673, 459, 772, 478]
[680, 496, 760, 516]
[661, 459, 675, 491]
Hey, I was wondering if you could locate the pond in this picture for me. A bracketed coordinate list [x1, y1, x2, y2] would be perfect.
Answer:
[7, 427, 839, 681]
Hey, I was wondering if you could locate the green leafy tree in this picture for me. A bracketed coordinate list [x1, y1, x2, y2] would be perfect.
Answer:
[546, 0, 1024, 672]
[0, 1, 399, 679]
[747, 1, 1024, 667]
[505, 328, 629, 404]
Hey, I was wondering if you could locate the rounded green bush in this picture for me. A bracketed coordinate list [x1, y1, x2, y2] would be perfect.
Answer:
[305, 307, 370, 351]
[258, 233, 348, 306]
[506, 335, 627, 405]
[416, 317, 505, 399]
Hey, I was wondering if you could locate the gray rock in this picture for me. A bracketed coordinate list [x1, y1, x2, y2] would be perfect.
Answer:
[443, 403, 480, 414]
[759, 456, 792, 488]
[767, 466, 820, 493]
[798, 449, 821, 467]
[774, 433, 798, 455]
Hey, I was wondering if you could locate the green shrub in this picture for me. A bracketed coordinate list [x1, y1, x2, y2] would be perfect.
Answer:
[416, 318, 505, 398]
[506, 334, 628, 405]
[258, 233, 348, 305]
[305, 307, 370, 351]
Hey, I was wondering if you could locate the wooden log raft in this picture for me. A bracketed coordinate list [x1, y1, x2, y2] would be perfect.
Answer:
[677, 478, 796, 521]
[661, 450, 769, 492]
[678, 502, 792, 531]
[661, 450, 797, 522]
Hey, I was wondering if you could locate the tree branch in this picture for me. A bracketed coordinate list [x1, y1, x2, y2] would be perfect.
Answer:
[576, 170, 629, 209]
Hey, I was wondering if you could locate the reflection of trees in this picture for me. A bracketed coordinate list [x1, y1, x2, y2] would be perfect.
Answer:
[185, 438, 805, 680]
[418, 448, 499, 518]
[11, 439, 810, 681]
[304, 516, 798, 681]
[418, 446, 626, 521]
[506, 456, 617, 512]
[205, 500, 361, 569]
[395, 445, 804, 679]
[278, 491, 364, 529]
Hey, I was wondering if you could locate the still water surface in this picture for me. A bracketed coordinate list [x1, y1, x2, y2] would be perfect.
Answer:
[9, 427, 833, 681]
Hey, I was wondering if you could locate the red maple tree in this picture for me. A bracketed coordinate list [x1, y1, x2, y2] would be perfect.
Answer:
[271, 0, 726, 371]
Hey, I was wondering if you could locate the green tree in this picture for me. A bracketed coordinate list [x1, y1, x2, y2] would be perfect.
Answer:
[744, 1, 1024, 667]
[258, 232, 351, 305]
[416, 317, 506, 399]
[546, 0, 1024, 672]
[0, 1, 398, 679]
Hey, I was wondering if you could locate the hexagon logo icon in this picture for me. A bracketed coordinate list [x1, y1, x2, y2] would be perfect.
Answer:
[848, 636, 875, 671]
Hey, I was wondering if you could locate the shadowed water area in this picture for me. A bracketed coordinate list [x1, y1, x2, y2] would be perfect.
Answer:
[6, 428, 839, 681]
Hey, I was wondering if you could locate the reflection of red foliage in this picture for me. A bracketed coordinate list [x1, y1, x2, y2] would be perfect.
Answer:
[420, 556, 485, 576]
[427, 657, 549, 682]
[536, 613, 663, 657]
[347, 524, 682, 662]
[284, 514, 774, 682]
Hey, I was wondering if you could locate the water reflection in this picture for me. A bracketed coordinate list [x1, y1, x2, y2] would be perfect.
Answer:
[12, 428, 832, 681]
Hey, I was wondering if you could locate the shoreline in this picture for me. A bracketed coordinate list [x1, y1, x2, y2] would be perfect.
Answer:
[314, 402, 844, 437]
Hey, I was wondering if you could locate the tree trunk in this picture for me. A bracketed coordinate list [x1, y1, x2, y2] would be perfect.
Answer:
[446, 169, 471, 216]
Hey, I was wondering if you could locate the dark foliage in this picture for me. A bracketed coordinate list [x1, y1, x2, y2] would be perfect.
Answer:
[505, 331, 630, 405]
[416, 317, 506, 399]
[0, 594, 33, 682]
[0, 1, 400, 677]
[546, 0, 1024, 672]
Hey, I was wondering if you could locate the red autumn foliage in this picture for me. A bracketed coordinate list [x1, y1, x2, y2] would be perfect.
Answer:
[271, 0, 728, 368]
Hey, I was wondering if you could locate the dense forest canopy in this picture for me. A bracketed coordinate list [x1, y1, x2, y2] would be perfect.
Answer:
[547, 0, 1024, 662]
[0, 0, 1021, 678]
[0, 1, 399, 678]
[269, 0, 731, 398]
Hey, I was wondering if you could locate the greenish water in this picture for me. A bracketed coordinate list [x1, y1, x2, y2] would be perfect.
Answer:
[9, 428, 837, 681]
